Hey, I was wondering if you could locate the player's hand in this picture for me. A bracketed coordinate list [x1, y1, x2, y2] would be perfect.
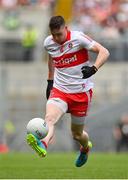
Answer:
[46, 80, 53, 99]
[81, 65, 98, 79]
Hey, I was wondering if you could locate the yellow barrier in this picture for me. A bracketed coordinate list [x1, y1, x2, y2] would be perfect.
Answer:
[54, 0, 73, 22]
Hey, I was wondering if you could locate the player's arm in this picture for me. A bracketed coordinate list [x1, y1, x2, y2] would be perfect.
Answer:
[48, 55, 54, 80]
[81, 42, 110, 79]
[79, 33, 110, 79]
[90, 42, 110, 69]
[46, 55, 54, 99]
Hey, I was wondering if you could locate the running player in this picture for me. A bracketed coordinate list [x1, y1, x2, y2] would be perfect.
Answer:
[27, 16, 110, 167]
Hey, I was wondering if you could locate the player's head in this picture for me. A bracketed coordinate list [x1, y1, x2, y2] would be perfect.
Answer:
[49, 15, 67, 44]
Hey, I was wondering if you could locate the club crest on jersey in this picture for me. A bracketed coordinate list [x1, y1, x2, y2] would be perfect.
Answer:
[68, 43, 73, 49]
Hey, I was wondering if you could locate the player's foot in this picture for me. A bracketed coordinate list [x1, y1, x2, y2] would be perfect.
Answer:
[26, 133, 47, 157]
[75, 141, 92, 167]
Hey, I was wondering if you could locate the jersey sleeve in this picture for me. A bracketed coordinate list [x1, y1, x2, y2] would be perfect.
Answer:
[43, 36, 53, 56]
[78, 32, 96, 50]
[43, 38, 48, 51]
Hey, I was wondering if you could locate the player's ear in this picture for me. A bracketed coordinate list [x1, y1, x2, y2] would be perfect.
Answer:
[65, 26, 68, 30]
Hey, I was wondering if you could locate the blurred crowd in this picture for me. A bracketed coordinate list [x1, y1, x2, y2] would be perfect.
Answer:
[0, 0, 55, 8]
[113, 114, 128, 152]
[71, 0, 128, 39]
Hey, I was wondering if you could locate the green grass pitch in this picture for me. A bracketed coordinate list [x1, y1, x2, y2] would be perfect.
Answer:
[0, 152, 128, 179]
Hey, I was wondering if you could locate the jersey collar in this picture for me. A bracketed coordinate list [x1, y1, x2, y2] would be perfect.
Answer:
[52, 29, 71, 45]
[61, 29, 71, 44]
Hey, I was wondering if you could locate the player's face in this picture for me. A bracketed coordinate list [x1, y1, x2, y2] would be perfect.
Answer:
[51, 26, 67, 44]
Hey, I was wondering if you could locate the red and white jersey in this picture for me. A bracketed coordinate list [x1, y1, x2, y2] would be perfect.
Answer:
[44, 30, 96, 93]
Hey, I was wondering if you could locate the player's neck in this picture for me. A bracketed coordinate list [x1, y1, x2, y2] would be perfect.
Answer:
[60, 29, 70, 45]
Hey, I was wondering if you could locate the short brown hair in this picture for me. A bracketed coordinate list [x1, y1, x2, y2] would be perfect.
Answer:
[49, 16, 65, 31]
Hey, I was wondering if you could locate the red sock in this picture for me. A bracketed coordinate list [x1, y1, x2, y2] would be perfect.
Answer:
[41, 140, 48, 149]
[80, 145, 89, 154]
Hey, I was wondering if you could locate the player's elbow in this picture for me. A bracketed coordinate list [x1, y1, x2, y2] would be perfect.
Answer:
[93, 43, 110, 60]
[103, 47, 110, 60]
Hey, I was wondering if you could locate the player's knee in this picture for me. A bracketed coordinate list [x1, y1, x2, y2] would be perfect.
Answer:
[72, 131, 83, 141]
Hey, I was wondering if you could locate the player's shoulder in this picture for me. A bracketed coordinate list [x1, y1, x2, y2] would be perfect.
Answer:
[43, 35, 53, 47]
[71, 30, 87, 40]
[72, 30, 94, 43]
[71, 30, 84, 37]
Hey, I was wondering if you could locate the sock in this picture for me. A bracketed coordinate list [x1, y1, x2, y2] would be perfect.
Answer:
[80, 142, 89, 153]
[41, 140, 48, 149]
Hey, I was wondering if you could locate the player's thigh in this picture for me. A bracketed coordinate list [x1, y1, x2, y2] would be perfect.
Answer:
[45, 98, 68, 125]
[71, 115, 86, 137]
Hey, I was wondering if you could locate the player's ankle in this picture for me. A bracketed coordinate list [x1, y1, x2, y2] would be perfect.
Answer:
[41, 140, 48, 149]
[80, 142, 90, 153]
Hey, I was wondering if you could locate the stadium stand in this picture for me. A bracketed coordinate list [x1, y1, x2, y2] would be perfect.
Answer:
[0, 0, 128, 152]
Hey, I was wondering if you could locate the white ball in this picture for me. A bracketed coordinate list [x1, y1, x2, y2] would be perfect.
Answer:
[27, 118, 48, 139]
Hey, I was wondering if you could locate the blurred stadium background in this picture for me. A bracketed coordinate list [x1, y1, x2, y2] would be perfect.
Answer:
[0, 0, 128, 154]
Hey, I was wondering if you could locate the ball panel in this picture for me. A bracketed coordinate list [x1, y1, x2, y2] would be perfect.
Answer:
[27, 118, 48, 139]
